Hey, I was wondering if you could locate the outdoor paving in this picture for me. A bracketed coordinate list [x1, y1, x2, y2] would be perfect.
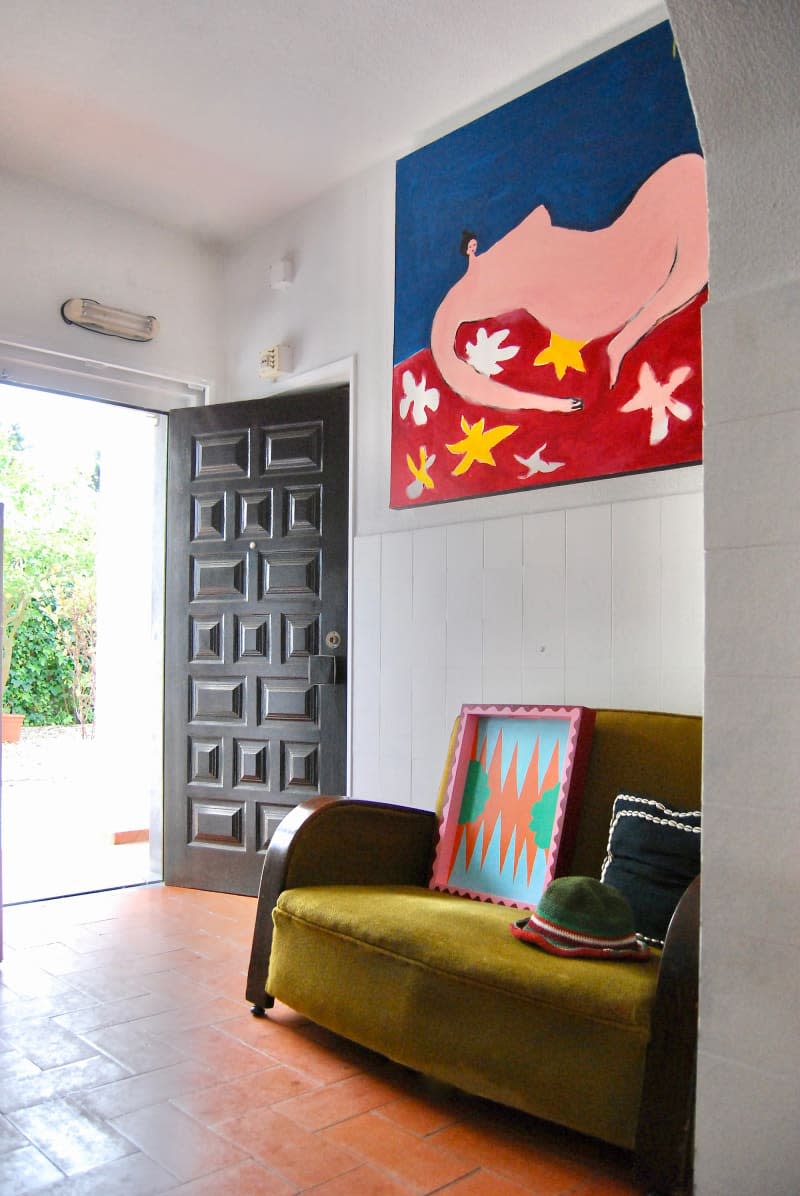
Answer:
[1, 725, 156, 905]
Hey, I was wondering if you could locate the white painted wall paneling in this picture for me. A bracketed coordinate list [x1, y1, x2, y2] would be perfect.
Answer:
[611, 497, 662, 710]
[565, 505, 613, 706]
[482, 516, 524, 704]
[410, 527, 449, 809]
[377, 530, 414, 806]
[522, 509, 567, 705]
[350, 536, 382, 798]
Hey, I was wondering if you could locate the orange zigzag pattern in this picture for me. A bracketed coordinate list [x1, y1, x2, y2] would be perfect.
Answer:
[450, 727, 561, 884]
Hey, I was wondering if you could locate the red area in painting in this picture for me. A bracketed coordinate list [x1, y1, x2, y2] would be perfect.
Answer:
[391, 291, 705, 508]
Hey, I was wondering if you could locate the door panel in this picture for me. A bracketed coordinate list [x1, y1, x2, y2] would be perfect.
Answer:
[164, 387, 349, 895]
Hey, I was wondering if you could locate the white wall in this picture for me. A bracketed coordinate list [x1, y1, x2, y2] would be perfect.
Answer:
[351, 492, 702, 808]
[0, 171, 224, 396]
[668, 2, 800, 1193]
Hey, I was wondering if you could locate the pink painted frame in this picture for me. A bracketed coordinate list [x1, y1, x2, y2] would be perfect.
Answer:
[430, 704, 595, 908]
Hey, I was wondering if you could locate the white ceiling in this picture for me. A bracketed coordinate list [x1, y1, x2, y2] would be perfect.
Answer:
[0, 0, 659, 247]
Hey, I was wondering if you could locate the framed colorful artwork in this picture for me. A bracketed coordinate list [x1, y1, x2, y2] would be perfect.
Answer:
[391, 21, 706, 508]
[430, 705, 595, 908]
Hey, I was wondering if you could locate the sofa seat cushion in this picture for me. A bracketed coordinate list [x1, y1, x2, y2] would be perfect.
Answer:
[268, 883, 660, 1148]
[275, 884, 659, 1030]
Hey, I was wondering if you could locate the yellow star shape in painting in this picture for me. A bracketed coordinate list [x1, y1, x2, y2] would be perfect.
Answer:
[406, 445, 436, 490]
[534, 332, 588, 380]
[446, 415, 518, 477]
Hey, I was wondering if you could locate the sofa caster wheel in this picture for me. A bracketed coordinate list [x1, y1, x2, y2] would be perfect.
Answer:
[251, 1005, 267, 1017]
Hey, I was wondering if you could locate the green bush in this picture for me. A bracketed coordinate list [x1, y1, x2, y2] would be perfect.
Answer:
[3, 598, 76, 725]
[2, 420, 97, 725]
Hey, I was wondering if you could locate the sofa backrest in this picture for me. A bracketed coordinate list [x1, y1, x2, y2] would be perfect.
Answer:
[569, 709, 702, 879]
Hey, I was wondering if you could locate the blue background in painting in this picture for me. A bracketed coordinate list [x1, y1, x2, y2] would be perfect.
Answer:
[476, 717, 569, 792]
[393, 21, 702, 365]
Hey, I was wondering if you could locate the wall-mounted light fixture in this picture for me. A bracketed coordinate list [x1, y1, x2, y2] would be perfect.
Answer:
[61, 298, 160, 342]
[259, 343, 293, 381]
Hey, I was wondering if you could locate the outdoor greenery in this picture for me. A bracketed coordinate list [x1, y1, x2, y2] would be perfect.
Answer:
[1, 597, 74, 724]
[1, 419, 97, 727]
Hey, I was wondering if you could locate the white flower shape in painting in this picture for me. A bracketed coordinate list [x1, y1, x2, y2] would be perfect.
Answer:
[619, 362, 693, 445]
[514, 442, 565, 479]
[399, 370, 440, 426]
[465, 327, 520, 377]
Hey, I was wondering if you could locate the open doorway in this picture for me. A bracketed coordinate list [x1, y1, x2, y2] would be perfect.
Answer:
[1, 383, 166, 903]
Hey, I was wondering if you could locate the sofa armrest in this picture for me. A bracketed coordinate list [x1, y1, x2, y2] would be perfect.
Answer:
[634, 874, 701, 1195]
[246, 797, 438, 1011]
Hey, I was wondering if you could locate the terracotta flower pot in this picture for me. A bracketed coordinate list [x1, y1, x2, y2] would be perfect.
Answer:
[1, 712, 25, 744]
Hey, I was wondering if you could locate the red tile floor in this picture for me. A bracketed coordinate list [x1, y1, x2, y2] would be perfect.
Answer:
[0, 884, 645, 1194]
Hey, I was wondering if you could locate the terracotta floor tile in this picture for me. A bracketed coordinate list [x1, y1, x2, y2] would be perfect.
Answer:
[76, 1059, 217, 1120]
[173, 1062, 320, 1124]
[8, 1095, 136, 1176]
[61, 969, 156, 1005]
[375, 1082, 473, 1138]
[176, 936, 246, 966]
[0, 1142, 64, 1192]
[0, 988, 97, 1028]
[211, 1010, 303, 1052]
[302, 1023, 389, 1072]
[53, 990, 178, 1035]
[323, 1111, 474, 1191]
[431, 1121, 594, 1193]
[0, 1110, 28, 1153]
[0, 1048, 41, 1084]
[1, 1019, 97, 1071]
[215, 1107, 359, 1188]
[305, 1162, 412, 1195]
[127, 995, 243, 1039]
[237, 1020, 363, 1083]
[111, 1100, 247, 1182]
[122, 969, 200, 1005]
[435, 1166, 538, 1195]
[0, 958, 80, 1001]
[273, 1070, 399, 1131]
[77, 1021, 188, 1074]
[28, 1151, 178, 1194]
[58, 927, 116, 955]
[0, 1053, 131, 1115]
[166, 1158, 297, 1195]
[15, 943, 102, 977]
[166, 1023, 275, 1079]
[174, 958, 249, 1000]
[123, 948, 209, 978]
[267, 1001, 312, 1027]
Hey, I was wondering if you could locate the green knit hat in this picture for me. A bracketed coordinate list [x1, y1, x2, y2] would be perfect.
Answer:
[511, 876, 650, 960]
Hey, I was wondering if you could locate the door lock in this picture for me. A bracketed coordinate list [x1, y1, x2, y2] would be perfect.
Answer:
[325, 630, 342, 649]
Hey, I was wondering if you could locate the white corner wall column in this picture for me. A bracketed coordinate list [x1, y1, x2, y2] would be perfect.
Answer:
[668, 2, 800, 1192]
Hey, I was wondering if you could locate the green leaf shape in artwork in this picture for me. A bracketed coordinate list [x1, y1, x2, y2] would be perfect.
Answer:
[529, 782, 561, 850]
[458, 759, 491, 824]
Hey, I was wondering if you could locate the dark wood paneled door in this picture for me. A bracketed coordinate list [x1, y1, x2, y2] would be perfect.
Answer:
[164, 387, 349, 895]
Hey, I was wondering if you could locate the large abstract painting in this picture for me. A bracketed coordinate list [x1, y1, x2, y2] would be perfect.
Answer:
[430, 705, 595, 908]
[391, 21, 706, 508]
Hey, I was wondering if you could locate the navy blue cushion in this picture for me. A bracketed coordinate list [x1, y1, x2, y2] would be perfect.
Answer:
[600, 795, 701, 945]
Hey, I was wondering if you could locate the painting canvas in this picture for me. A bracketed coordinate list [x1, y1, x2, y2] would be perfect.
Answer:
[430, 705, 595, 908]
[391, 21, 706, 508]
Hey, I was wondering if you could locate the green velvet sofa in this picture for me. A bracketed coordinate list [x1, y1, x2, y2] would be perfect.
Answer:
[247, 709, 702, 1193]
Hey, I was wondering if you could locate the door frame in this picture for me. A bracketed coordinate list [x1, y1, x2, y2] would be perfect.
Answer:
[0, 376, 172, 903]
[0, 343, 356, 915]
[0, 344, 201, 929]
